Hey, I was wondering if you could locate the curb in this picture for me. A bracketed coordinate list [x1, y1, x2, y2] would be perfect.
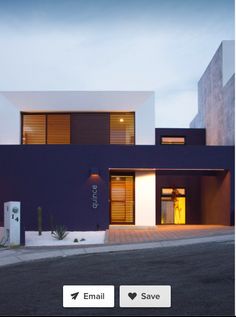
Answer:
[0, 234, 234, 268]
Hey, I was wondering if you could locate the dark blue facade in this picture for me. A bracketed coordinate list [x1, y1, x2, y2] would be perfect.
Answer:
[0, 129, 234, 245]
[155, 128, 206, 145]
[0, 143, 234, 240]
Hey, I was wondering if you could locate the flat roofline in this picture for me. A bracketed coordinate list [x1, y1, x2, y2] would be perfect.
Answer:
[155, 128, 206, 131]
[0, 90, 155, 111]
[0, 90, 154, 93]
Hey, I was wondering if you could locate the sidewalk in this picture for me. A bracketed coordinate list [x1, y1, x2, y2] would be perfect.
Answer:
[0, 232, 234, 268]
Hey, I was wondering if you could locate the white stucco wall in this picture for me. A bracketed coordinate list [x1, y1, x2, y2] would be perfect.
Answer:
[0, 95, 20, 144]
[135, 171, 156, 226]
[135, 94, 155, 145]
[0, 91, 155, 145]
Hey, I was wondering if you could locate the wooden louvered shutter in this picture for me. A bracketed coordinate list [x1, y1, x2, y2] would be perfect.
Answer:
[110, 113, 135, 144]
[22, 114, 46, 144]
[111, 175, 134, 224]
[47, 114, 70, 144]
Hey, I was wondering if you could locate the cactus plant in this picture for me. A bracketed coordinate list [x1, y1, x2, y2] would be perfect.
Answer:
[50, 213, 55, 234]
[37, 206, 42, 236]
[52, 225, 68, 240]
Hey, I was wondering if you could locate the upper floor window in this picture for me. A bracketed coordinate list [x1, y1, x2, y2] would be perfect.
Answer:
[110, 113, 135, 145]
[161, 136, 185, 145]
[22, 112, 135, 145]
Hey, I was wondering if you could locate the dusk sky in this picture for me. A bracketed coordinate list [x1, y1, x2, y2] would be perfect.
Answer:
[0, 0, 234, 127]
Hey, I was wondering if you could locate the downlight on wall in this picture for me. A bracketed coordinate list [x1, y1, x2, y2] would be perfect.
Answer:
[90, 168, 99, 177]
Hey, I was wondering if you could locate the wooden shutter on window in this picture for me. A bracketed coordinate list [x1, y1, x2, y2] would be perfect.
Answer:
[47, 114, 70, 144]
[110, 113, 134, 145]
[22, 114, 46, 144]
[111, 175, 134, 224]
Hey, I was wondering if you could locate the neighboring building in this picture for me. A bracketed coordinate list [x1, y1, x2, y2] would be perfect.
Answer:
[0, 89, 234, 244]
[190, 40, 235, 145]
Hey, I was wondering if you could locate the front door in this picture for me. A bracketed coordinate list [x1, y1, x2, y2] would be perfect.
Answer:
[110, 174, 135, 224]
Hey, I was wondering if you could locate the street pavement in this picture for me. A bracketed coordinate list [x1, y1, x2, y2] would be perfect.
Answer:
[0, 240, 234, 316]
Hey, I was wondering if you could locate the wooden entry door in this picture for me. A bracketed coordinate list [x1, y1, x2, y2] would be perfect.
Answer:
[110, 174, 135, 224]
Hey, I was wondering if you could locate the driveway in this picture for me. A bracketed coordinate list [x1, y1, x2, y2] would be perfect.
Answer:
[107, 225, 234, 244]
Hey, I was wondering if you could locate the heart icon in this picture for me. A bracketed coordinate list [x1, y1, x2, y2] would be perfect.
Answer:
[128, 292, 137, 300]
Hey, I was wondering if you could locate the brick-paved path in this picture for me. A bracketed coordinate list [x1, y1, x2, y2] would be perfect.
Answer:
[106, 225, 234, 244]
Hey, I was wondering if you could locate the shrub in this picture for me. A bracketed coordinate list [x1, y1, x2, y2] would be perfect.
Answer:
[51, 225, 68, 240]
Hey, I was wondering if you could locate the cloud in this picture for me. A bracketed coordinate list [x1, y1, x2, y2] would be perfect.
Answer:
[0, 0, 234, 127]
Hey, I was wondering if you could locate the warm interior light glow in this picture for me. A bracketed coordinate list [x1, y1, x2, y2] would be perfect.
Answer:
[119, 118, 124, 123]
[161, 136, 185, 145]
[161, 188, 186, 224]
[174, 197, 186, 224]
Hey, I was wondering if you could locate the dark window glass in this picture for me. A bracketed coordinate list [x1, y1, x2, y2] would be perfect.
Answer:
[71, 113, 110, 145]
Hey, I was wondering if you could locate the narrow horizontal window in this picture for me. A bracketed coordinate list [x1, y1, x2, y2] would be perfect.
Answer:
[161, 136, 185, 145]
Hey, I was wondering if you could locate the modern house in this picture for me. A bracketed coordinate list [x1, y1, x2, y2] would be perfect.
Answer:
[0, 42, 234, 244]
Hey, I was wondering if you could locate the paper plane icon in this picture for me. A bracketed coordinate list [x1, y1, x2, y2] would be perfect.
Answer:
[71, 292, 79, 300]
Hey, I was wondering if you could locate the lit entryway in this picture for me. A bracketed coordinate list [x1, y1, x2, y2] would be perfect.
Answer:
[110, 174, 135, 224]
[161, 188, 186, 224]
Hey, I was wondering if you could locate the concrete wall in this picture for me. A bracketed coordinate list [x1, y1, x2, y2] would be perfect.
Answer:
[190, 41, 235, 146]
[0, 95, 20, 144]
[201, 172, 231, 225]
[223, 75, 235, 144]
[223, 40, 235, 86]
[135, 171, 156, 226]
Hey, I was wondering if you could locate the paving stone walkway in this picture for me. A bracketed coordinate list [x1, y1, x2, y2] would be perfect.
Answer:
[106, 225, 234, 244]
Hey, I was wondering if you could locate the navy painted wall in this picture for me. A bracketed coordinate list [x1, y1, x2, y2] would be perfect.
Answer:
[0, 145, 234, 241]
[155, 128, 206, 145]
